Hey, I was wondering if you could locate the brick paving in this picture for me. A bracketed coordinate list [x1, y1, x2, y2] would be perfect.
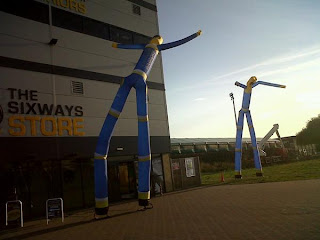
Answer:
[1, 179, 320, 240]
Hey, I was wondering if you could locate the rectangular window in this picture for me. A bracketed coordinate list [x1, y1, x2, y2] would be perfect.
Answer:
[207, 144, 219, 152]
[219, 143, 229, 151]
[0, 0, 49, 24]
[52, 7, 83, 33]
[127, 0, 157, 12]
[110, 26, 133, 44]
[133, 33, 151, 44]
[132, 4, 141, 15]
[83, 17, 109, 40]
[180, 145, 194, 154]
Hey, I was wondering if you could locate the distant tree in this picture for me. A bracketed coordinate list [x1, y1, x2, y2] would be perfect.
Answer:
[296, 114, 320, 145]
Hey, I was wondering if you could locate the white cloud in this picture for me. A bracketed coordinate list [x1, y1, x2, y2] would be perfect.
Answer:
[167, 45, 320, 94]
[259, 57, 320, 78]
[211, 45, 320, 81]
[193, 97, 206, 101]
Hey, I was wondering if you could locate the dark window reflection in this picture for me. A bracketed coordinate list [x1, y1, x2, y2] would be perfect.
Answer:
[110, 26, 133, 44]
[151, 155, 164, 196]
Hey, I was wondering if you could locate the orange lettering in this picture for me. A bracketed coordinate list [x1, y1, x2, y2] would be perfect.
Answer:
[25, 116, 40, 136]
[41, 117, 57, 136]
[73, 118, 85, 136]
[78, 2, 86, 14]
[58, 117, 73, 136]
[8, 116, 26, 136]
[59, 0, 69, 8]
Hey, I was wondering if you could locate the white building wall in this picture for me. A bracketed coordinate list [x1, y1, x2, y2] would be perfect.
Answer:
[0, 0, 170, 139]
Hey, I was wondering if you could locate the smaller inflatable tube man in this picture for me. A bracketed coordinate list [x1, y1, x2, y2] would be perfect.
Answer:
[234, 76, 286, 179]
[94, 30, 202, 218]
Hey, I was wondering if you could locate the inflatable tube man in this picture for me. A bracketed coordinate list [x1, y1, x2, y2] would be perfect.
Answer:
[94, 30, 202, 218]
[234, 76, 286, 179]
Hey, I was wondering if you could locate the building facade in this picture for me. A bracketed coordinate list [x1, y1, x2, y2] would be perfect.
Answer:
[0, 0, 173, 218]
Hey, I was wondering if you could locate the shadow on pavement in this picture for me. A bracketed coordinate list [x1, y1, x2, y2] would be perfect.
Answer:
[1, 208, 142, 240]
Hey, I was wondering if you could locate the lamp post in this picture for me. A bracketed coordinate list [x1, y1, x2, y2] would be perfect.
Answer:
[229, 92, 237, 126]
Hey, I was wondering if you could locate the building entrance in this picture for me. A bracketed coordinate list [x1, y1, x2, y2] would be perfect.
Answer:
[108, 161, 137, 202]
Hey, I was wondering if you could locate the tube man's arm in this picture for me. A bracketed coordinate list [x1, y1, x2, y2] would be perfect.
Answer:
[158, 30, 202, 51]
[112, 43, 146, 49]
[235, 81, 246, 89]
[252, 81, 286, 88]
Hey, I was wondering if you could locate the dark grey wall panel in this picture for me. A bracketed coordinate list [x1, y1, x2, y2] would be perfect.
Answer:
[0, 136, 170, 160]
[0, 56, 165, 91]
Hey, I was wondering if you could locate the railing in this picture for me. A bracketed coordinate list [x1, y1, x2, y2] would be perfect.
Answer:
[6, 200, 23, 227]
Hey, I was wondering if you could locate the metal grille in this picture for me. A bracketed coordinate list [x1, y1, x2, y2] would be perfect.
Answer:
[71, 81, 84, 95]
[132, 4, 141, 15]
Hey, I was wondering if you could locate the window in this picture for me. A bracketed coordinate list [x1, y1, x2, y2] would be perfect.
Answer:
[0, 0, 49, 24]
[171, 145, 181, 154]
[228, 143, 235, 151]
[207, 144, 219, 152]
[194, 144, 206, 153]
[180, 145, 194, 154]
[52, 7, 83, 33]
[110, 26, 133, 44]
[219, 143, 229, 151]
[83, 17, 109, 40]
[133, 33, 151, 44]
[132, 4, 141, 15]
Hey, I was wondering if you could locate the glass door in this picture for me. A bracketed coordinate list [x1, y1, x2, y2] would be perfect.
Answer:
[119, 162, 136, 199]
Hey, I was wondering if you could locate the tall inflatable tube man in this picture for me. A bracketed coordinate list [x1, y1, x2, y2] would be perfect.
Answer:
[94, 30, 202, 218]
[234, 76, 286, 179]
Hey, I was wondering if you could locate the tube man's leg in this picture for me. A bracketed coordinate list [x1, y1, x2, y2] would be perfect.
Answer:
[245, 110, 263, 176]
[235, 110, 245, 178]
[135, 81, 151, 206]
[94, 79, 131, 218]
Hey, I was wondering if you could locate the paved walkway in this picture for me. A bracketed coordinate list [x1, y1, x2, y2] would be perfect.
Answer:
[1, 179, 320, 240]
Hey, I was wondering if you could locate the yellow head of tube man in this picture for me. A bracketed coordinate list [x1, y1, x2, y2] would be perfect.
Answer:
[245, 76, 257, 93]
[150, 35, 164, 45]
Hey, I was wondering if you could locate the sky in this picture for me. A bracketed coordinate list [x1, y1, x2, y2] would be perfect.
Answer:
[156, 0, 320, 139]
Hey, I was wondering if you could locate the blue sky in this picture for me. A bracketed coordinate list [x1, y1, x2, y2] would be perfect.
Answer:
[157, 0, 320, 138]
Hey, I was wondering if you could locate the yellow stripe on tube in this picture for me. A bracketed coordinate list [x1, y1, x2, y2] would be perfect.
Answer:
[138, 191, 150, 200]
[138, 155, 151, 162]
[109, 108, 120, 118]
[133, 69, 147, 81]
[138, 115, 149, 122]
[95, 199, 109, 208]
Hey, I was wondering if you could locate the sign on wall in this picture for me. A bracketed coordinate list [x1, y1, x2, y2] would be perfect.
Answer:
[46, 198, 64, 224]
[42, 0, 86, 14]
[185, 158, 195, 177]
[172, 162, 180, 170]
[0, 88, 85, 137]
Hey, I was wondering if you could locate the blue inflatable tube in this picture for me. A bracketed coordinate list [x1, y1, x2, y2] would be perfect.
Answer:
[234, 76, 286, 179]
[94, 31, 202, 218]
